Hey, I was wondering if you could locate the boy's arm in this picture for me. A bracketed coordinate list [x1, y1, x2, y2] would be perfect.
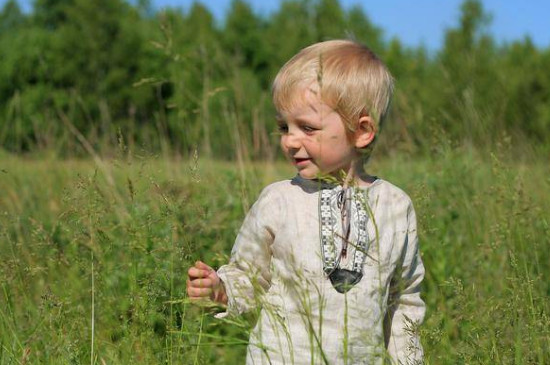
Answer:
[215, 186, 280, 316]
[384, 203, 425, 364]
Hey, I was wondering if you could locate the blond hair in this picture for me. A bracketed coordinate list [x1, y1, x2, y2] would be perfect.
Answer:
[272, 40, 394, 132]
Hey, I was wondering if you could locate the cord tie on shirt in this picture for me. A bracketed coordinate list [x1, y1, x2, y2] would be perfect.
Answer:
[319, 186, 370, 293]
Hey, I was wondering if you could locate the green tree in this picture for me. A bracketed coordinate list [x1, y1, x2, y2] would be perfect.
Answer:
[0, 0, 54, 151]
[438, 0, 498, 144]
[264, 0, 315, 82]
[0, 0, 25, 33]
[314, 0, 346, 40]
[46, 0, 151, 136]
[345, 5, 384, 55]
[499, 38, 550, 142]
[33, 0, 75, 29]
[1, 0, 549, 155]
[224, 0, 268, 76]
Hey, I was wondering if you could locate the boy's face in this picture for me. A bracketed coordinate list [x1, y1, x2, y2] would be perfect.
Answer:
[277, 87, 357, 180]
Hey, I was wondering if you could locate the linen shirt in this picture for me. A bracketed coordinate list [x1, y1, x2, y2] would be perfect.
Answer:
[217, 176, 425, 365]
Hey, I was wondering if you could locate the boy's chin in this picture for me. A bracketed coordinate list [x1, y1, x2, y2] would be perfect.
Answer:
[297, 169, 325, 180]
[296, 170, 317, 180]
[297, 168, 345, 182]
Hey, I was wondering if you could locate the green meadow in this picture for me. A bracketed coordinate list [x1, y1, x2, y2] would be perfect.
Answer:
[1, 0, 550, 363]
[1, 145, 549, 364]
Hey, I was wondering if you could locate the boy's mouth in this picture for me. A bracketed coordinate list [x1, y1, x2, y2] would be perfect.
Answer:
[293, 157, 311, 166]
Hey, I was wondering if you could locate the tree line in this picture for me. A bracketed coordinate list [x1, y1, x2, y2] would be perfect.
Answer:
[0, 0, 549, 158]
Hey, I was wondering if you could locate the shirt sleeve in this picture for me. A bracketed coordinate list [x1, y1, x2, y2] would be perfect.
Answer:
[384, 201, 426, 364]
[216, 185, 281, 316]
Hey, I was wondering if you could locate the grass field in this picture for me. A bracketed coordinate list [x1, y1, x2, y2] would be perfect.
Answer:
[1, 146, 549, 364]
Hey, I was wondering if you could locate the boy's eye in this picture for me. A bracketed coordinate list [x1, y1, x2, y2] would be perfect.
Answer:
[277, 124, 289, 134]
[301, 125, 317, 133]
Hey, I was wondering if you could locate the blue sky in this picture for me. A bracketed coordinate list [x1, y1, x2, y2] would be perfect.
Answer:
[3, 0, 549, 51]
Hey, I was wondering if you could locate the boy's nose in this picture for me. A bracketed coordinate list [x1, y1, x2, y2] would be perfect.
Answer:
[281, 133, 302, 150]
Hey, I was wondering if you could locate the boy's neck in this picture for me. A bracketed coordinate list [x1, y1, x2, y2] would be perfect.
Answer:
[341, 160, 377, 188]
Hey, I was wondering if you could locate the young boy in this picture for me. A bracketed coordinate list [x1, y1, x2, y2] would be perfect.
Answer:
[187, 40, 425, 364]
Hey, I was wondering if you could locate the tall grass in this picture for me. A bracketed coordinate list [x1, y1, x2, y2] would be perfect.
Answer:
[2, 1, 549, 362]
[0, 136, 548, 363]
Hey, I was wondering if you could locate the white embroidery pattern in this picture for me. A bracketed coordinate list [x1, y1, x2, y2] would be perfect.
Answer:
[319, 186, 369, 276]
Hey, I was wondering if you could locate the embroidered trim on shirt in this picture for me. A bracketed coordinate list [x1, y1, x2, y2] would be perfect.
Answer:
[319, 186, 370, 276]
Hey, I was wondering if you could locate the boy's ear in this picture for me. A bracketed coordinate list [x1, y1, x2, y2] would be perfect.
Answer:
[354, 115, 376, 148]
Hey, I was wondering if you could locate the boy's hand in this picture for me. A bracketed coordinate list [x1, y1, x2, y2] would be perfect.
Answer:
[186, 261, 228, 305]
